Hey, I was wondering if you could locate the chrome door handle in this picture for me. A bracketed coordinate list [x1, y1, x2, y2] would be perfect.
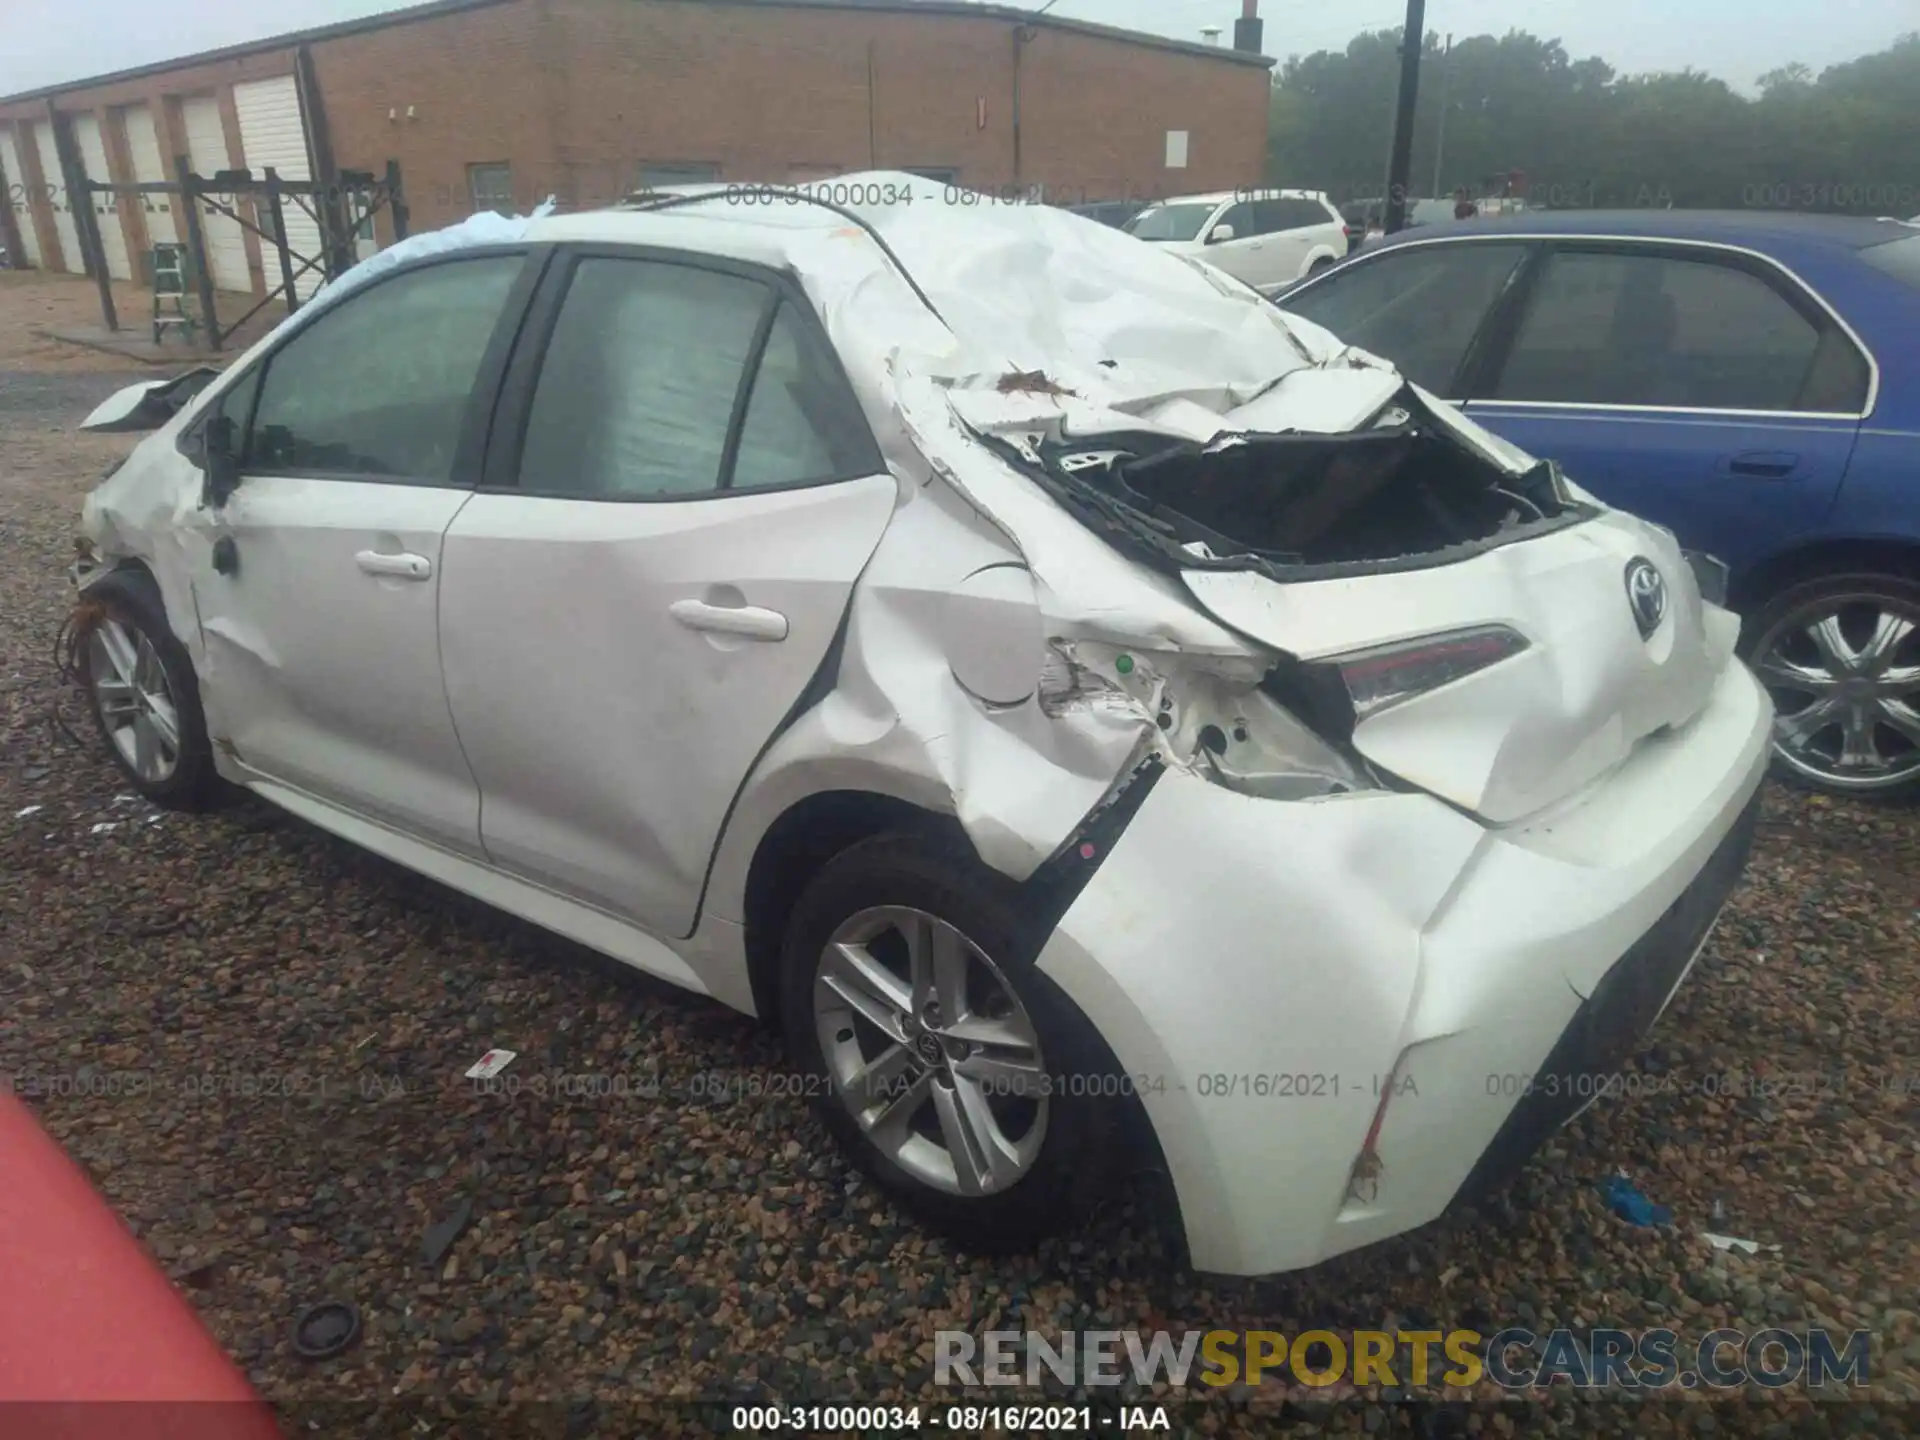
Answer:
[355, 550, 432, 580]
[669, 598, 788, 641]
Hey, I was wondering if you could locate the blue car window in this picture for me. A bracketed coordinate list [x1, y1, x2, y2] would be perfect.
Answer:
[1492, 249, 1849, 412]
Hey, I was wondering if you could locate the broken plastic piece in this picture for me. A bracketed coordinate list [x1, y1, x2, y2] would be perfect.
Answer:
[464, 1048, 516, 1080]
[1600, 1174, 1672, 1227]
[421, 1197, 474, 1270]
[1703, 1232, 1779, 1255]
[14, 806, 42, 819]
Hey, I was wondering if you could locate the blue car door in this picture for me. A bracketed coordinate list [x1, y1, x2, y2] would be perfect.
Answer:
[1460, 241, 1868, 577]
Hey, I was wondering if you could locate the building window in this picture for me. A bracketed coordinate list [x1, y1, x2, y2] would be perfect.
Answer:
[903, 167, 957, 185]
[636, 161, 721, 192]
[468, 162, 514, 216]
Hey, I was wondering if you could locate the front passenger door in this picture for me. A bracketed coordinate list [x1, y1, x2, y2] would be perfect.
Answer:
[192, 252, 533, 855]
[1201, 202, 1279, 290]
[438, 251, 900, 942]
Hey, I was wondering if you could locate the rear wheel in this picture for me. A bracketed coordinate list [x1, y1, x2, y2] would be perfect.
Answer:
[80, 568, 217, 809]
[779, 833, 1122, 1252]
[1741, 572, 1920, 798]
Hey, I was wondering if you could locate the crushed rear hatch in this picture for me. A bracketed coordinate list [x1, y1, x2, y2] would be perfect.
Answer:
[993, 384, 1736, 823]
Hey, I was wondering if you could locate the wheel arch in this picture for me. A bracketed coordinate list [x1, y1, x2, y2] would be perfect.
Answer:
[740, 789, 971, 1027]
[1730, 535, 1920, 624]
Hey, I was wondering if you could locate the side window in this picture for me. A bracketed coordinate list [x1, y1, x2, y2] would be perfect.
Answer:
[1491, 249, 1849, 411]
[1260, 197, 1332, 232]
[731, 302, 880, 487]
[1213, 202, 1256, 239]
[517, 257, 766, 498]
[215, 362, 263, 437]
[1281, 242, 1529, 394]
[244, 255, 522, 480]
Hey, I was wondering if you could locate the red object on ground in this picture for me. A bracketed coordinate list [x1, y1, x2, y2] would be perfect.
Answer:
[0, 1093, 284, 1437]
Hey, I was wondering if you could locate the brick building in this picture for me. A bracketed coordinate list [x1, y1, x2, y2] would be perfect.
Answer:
[0, 0, 1272, 298]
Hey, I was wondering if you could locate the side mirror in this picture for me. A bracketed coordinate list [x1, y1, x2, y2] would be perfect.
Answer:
[204, 415, 242, 508]
[1207, 223, 1236, 244]
[79, 369, 218, 433]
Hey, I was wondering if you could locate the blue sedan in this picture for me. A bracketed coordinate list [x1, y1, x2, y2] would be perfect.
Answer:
[1277, 210, 1920, 798]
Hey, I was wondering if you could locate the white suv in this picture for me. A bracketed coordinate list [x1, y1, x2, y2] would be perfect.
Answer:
[1125, 188, 1348, 293]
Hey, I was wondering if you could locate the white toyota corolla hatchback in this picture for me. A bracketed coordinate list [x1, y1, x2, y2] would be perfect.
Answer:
[71, 173, 1770, 1277]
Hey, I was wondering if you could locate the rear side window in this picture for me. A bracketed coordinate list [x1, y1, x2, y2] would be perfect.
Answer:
[731, 302, 878, 487]
[1491, 249, 1865, 412]
[1280, 242, 1529, 393]
[517, 257, 878, 499]
[519, 258, 765, 498]
[244, 254, 522, 479]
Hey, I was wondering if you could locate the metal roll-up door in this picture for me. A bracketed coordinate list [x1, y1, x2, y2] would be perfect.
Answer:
[181, 95, 251, 293]
[120, 103, 177, 253]
[232, 76, 323, 300]
[29, 120, 82, 272]
[72, 113, 133, 280]
[0, 124, 44, 267]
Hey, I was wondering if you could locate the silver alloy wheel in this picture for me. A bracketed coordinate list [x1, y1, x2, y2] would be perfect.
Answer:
[1750, 589, 1920, 792]
[813, 905, 1047, 1197]
[87, 617, 182, 785]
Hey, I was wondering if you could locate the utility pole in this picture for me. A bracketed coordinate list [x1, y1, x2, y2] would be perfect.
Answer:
[1431, 32, 1454, 200]
[1381, 0, 1427, 234]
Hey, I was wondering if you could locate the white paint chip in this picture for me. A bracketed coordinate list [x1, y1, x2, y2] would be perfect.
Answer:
[15, 806, 42, 818]
[1165, 130, 1189, 168]
[464, 1048, 517, 1080]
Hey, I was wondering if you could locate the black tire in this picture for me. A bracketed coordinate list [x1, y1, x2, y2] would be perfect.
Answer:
[1307, 255, 1334, 275]
[80, 566, 219, 810]
[1738, 570, 1920, 800]
[779, 832, 1123, 1253]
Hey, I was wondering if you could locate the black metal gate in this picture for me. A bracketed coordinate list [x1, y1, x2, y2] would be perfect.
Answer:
[73, 159, 409, 350]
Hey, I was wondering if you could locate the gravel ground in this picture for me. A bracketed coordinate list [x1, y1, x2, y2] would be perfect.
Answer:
[1, 270, 1916, 1438]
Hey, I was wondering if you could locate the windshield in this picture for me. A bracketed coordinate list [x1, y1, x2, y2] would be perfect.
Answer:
[1125, 203, 1218, 242]
[1862, 233, 1920, 290]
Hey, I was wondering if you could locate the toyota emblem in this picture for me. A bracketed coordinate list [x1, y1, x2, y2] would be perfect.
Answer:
[1624, 558, 1667, 639]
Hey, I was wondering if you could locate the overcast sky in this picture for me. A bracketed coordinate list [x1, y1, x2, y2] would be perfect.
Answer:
[2, 0, 1913, 96]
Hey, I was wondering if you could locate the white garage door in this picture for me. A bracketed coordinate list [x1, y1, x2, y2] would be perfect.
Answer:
[71, 112, 132, 281]
[29, 120, 82, 272]
[232, 76, 323, 300]
[121, 103, 178, 253]
[181, 95, 251, 293]
[0, 124, 44, 267]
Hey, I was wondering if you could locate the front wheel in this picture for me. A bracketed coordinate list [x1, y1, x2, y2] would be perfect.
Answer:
[779, 833, 1123, 1253]
[1740, 571, 1920, 798]
[80, 567, 218, 809]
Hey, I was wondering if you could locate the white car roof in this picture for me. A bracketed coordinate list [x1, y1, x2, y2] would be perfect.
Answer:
[518, 173, 1343, 413]
[1141, 189, 1330, 208]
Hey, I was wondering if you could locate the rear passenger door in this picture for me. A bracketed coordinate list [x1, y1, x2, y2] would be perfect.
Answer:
[1463, 242, 1868, 574]
[437, 248, 899, 943]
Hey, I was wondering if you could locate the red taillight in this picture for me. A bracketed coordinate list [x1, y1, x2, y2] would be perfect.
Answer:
[1330, 624, 1529, 722]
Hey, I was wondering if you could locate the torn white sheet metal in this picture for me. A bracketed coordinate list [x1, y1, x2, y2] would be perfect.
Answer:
[1183, 511, 1741, 821]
